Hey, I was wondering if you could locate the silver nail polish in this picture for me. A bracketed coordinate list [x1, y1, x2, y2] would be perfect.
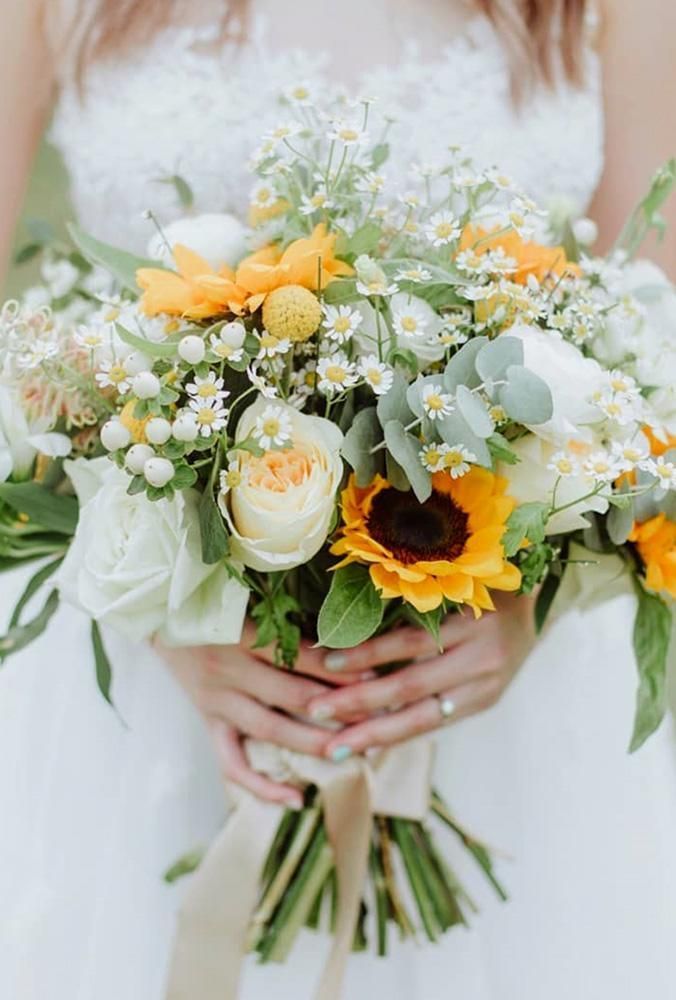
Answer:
[324, 652, 348, 672]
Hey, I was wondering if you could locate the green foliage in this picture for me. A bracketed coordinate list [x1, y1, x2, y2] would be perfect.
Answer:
[376, 369, 415, 427]
[341, 408, 382, 487]
[198, 488, 230, 564]
[164, 848, 204, 884]
[156, 173, 195, 210]
[404, 604, 444, 649]
[0, 561, 62, 663]
[345, 222, 383, 259]
[443, 337, 487, 392]
[0, 482, 78, 536]
[437, 411, 491, 468]
[317, 564, 384, 649]
[487, 432, 519, 465]
[629, 578, 673, 753]
[322, 279, 360, 306]
[69, 224, 163, 291]
[534, 570, 563, 634]
[115, 323, 179, 359]
[498, 365, 553, 425]
[454, 385, 494, 438]
[251, 588, 301, 668]
[607, 496, 635, 545]
[616, 158, 676, 259]
[474, 336, 523, 383]
[383, 420, 432, 503]
[502, 502, 549, 557]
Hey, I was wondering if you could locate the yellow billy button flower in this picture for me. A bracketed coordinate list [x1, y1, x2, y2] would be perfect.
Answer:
[331, 468, 521, 615]
[119, 399, 150, 443]
[261, 285, 322, 343]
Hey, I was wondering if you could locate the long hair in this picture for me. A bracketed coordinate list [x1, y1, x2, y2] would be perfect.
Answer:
[72, 0, 589, 93]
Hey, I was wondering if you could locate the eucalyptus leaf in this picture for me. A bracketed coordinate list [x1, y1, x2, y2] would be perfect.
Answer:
[69, 223, 163, 291]
[437, 411, 491, 468]
[455, 385, 494, 439]
[499, 365, 554, 425]
[376, 369, 414, 428]
[385, 450, 410, 492]
[475, 336, 523, 382]
[384, 420, 432, 503]
[607, 497, 635, 545]
[444, 337, 488, 392]
[341, 408, 382, 487]
[0, 483, 78, 536]
[629, 579, 672, 752]
[317, 564, 384, 649]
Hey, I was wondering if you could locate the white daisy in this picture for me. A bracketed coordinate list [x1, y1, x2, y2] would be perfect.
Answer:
[291, 360, 318, 395]
[611, 438, 649, 473]
[357, 356, 394, 396]
[246, 364, 278, 399]
[188, 398, 229, 438]
[219, 460, 243, 495]
[18, 339, 59, 370]
[392, 300, 430, 340]
[422, 383, 454, 420]
[74, 325, 106, 351]
[256, 331, 292, 359]
[356, 172, 386, 195]
[186, 372, 229, 403]
[442, 445, 476, 479]
[95, 358, 131, 394]
[419, 442, 450, 473]
[316, 353, 358, 395]
[326, 120, 368, 146]
[425, 211, 461, 247]
[209, 327, 245, 363]
[593, 391, 639, 426]
[300, 190, 334, 216]
[437, 328, 468, 349]
[583, 452, 620, 484]
[322, 304, 361, 344]
[640, 456, 676, 490]
[355, 276, 399, 298]
[547, 451, 580, 477]
[394, 266, 432, 284]
[249, 183, 277, 211]
[253, 404, 294, 450]
[284, 81, 316, 106]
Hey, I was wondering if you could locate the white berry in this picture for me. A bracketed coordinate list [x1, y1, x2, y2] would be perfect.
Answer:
[172, 414, 199, 442]
[572, 217, 598, 247]
[126, 443, 155, 475]
[220, 321, 246, 349]
[144, 457, 175, 488]
[123, 350, 152, 376]
[178, 335, 206, 365]
[101, 419, 131, 452]
[131, 371, 161, 399]
[145, 417, 172, 445]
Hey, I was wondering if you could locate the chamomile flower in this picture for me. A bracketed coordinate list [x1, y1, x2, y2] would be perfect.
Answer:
[74, 325, 106, 351]
[611, 438, 649, 473]
[188, 398, 229, 438]
[219, 460, 243, 495]
[256, 331, 292, 359]
[437, 328, 468, 349]
[425, 211, 461, 247]
[641, 456, 676, 490]
[419, 442, 449, 473]
[583, 451, 620, 483]
[451, 169, 485, 190]
[291, 360, 318, 395]
[392, 300, 430, 339]
[442, 445, 476, 479]
[265, 122, 301, 145]
[326, 120, 368, 147]
[356, 172, 386, 195]
[485, 168, 517, 191]
[488, 404, 508, 425]
[246, 364, 278, 399]
[300, 190, 334, 216]
[209, 321, 246, 363]
[422, 383, 454, 420]
[95, 358, 131, 394]
[322, 304, 361, 344]
[17, 339, 59, 370]
[355, 275, 399, 298]
[394, 266, 432, 284]
[249, 183, 278, 212]
[357, 356, 394, 396]
[285, 81, 316, 106]
[547, 451, 580, 477]
[253, 404, 293, 450]
[399, 192, 422, 209]
[316, 353, 358, 395]
[186, 373, 229, 403]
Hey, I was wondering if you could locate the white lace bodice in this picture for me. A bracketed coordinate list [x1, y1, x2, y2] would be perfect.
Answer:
[49, 2, 604, 253]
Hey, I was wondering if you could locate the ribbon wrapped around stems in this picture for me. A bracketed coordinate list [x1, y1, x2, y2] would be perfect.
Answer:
[165, 737, 436, 1000]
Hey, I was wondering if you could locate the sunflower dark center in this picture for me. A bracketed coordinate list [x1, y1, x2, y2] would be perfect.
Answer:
[366, 487, 469, 565]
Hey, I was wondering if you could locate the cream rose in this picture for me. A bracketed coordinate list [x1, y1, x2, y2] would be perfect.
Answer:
[147, 212, 248, 270]
[221, 398, 343, 572]
[58, 458, 249, 644]
[497, 435, 609, 535]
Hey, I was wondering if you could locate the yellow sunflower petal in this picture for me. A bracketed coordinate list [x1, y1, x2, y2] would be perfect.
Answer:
[482, 562, 522, 592]
[399, 576, 444, 613]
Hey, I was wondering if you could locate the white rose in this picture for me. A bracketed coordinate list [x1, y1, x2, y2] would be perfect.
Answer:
[648, 386, 676, 436]
[508, 324, 606, 445]
[0, 386, 71, 482]
[58, 458, 249, 645]
[355, 294, 445, 365]
[498, 435, 609, 534]
[221, 398, 343, 572]
[147, 212, 248, 270]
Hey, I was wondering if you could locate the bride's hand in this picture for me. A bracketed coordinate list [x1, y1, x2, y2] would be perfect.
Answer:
[155, 623, 368, 808]
[307, 593, 537, 759]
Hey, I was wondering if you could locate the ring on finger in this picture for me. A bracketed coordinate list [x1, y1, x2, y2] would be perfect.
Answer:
[436, 694, 456, 721]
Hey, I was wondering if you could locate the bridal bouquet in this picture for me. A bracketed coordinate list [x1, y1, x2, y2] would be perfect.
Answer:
[2, 91, 675, 991]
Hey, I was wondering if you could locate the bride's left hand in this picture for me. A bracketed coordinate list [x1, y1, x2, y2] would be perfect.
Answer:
[307, 592, 537, 759]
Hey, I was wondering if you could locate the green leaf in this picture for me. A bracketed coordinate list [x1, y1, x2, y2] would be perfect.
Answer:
[404, 604, 444, 648]
[616, 158, 676, 259]
[7, 554, 65, 632]
[171, 464, 198, 489]
[198, 488, 230, 564]
[115, 323, 179, 359]
[534, 571, 562, 634]
[0, 483, 78, 536]
[487, 432, 519, 465]
[499, 365, 553, 425]
[91, 619, 122, 716]
[317, 564, 384, 649]
[14, 242, 43, 266]
[607, 496, 635, 545]
[629, 579, 673, 752]
[444, 337, 488, 392]
[371, 143, 390, 169]
[322, 279, 360, 306]
[437, 411, 491, 468]
[384, 420, 432, 503]
[455, 386, 494, 439]
[475, 336, 523, 383]
[0, 588, 60, 661]
[157, 173, 195, 210]
[341, 408, 382, 487]
[164, 848, 204, 884]
[502, 502, 550, 557]
[376, 369, 415, 428]
[385, 450, 410, 492]
[127, 475, 146, 496]
[69, 223, 164, 292]
[346, 222, 383, 258]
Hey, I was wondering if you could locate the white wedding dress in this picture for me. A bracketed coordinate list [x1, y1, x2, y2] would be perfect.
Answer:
[3, 2, 676, 998]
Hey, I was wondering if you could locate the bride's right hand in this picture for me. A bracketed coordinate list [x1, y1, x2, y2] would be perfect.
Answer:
[155, 624, 366, 809]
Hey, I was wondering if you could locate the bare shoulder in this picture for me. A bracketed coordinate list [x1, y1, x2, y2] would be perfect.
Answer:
[597, 0, 676, 55]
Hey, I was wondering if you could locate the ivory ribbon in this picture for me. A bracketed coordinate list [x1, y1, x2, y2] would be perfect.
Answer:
[165, 737, 435, 1000]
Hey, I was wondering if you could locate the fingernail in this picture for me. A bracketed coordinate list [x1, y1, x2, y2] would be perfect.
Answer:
[330, 745, 353, 763]
[324, 652, 348, 672]
[310, 703, 335, 723]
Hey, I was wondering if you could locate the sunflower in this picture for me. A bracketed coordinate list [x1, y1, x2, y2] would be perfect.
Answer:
[136, 245, 247, 320]
[458, 225, 579, 285]
[235, 224, 353, 312]
[629, 514, 676, 599]
[331, 468, 521, 615]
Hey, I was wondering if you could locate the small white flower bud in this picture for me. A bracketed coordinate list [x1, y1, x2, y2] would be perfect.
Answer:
[145, 417, 172, 445]
[220, 321, 246, 349]
[572, 217, 598, 247]
[172, 414, 199, 442]
[131, 371, 161, 399]
[144, 457, 175, 488]
[123, 351, 152, 376]
[101, 419, 131, 452]
[178, 335, 206, 365]
[126, 443, 155, 474]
